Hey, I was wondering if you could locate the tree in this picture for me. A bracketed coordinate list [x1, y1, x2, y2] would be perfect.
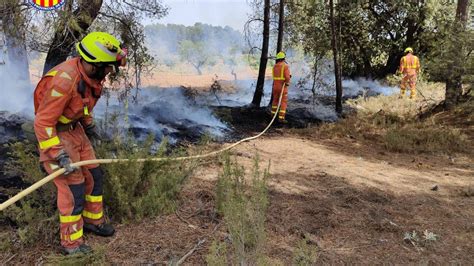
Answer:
[224, 45, 241, 80]
[1, 0, 168, 93]
[329, 0, 342, 114]
[268, 0, 285, 107]
[276, 0, 284, 53]
[250, 0, 270, 107]
[445, 0, 471, 108]
[286, 1, 452, 79]
[178, 40, 215, 75]
[42, 0, 103, 74]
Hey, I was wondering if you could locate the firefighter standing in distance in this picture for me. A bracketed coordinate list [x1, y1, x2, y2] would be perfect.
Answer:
[399, 47, 421, 99]
[271, 51, 291, 123]
[33, 32, 127, 255]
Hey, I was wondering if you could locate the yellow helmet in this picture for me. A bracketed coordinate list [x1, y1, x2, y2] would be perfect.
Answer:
[276, 51, 286, 60]
[76, 32, 126, 63]
[404, 47, 413, 53]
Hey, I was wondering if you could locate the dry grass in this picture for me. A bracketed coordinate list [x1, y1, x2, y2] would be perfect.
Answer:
[346, 81, 445, 120]
[309, 82, 472, 155]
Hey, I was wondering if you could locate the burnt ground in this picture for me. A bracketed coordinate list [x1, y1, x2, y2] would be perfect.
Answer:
[212, 104, 324, 139]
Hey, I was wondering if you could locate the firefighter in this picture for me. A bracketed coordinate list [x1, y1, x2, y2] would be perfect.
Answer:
[33, 32, 127, 255]
[271, 51, 291, 123]
[399, 47, 420, 99]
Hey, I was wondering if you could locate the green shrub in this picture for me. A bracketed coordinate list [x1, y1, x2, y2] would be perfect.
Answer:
[96, 135, 197, 222]
[292, 235, 318, 266]
[215, 153, 270, 265]
[206, 240, 228, 266]
[1, 142, 57, 248]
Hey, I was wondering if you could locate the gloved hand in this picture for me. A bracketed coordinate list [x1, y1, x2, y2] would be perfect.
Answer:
[85, 124, 102, 147]
[56, 150, 78, 175]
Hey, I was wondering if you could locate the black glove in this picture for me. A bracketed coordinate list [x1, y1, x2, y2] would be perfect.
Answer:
[56, 150, 78, 175]
[85, 124, 102, 146]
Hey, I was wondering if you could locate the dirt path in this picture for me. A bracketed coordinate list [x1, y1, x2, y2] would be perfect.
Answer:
[231, 136, 474, 197]
[192, 135, 474, 263]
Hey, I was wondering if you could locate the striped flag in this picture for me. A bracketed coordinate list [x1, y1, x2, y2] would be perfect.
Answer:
[30, 0, 64, 10]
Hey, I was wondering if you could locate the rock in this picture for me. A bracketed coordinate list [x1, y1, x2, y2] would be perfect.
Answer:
[431, 185, 439, 191]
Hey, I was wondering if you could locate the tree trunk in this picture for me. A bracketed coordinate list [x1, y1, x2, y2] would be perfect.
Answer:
[251, 0, 270, 107]
[276, 0, 284, 53]
[311, 57, 318, 100]
[444, 0, 470, 109]
[42, 0, 103, 74]
[195, 66, 203, 75]
[329, 0, 342, 114]
[1, 2, 30, 82]
[379, 50, 400, 78]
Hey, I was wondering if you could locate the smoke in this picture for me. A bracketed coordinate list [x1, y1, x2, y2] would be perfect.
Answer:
[0, 58, 34, 118]
[288, 57, 398, 98]
[192, 79, 273, 107]
[93, 87, 229, 144]
[191, 78, 340, 122]
[342, 78, 397, 97]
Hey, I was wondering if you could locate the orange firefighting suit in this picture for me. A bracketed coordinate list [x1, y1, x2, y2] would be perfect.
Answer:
[271, 61, 291, 120]
[399, 53, 420, 99]
[34, 57, 104, 249]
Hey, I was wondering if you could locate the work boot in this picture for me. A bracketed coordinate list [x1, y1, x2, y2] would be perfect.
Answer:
[399, 89, 406, 99]
[61, 244, 92, 256]
[278, 119, 288, 124]
[84, 223, 115, 237]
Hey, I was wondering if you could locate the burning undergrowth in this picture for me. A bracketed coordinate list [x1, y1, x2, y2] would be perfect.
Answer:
[94, 87, 231, 145]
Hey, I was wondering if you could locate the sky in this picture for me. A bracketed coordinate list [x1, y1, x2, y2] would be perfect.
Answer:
[155, 0, 252, 32]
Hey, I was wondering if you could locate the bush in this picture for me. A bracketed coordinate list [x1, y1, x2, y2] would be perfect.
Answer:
[292, 235, 318, 266]
[212, 153, 270, 265]
[95, 135, 197, 222]
[1, 142, 57, 248]
[206, 240, 228, 266]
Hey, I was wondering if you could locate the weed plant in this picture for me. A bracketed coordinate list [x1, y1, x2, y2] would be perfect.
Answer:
[209, 153, 270, 265]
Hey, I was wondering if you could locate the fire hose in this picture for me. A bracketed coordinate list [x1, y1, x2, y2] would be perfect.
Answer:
[0, 84, 286, 211]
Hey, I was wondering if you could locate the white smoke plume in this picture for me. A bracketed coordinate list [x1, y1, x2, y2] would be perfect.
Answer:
[0, 58, 34, 117]
[93, 87, 229, 144]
